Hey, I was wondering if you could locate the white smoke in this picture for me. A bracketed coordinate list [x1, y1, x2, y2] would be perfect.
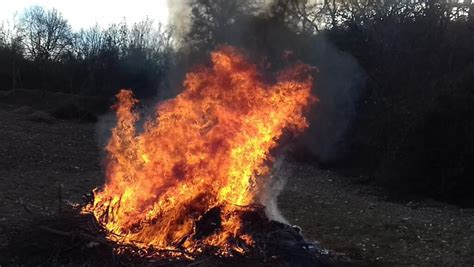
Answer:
[166, 0, 276, 42]
[166, 0, 192, 42]
[259, 157, 290, 224]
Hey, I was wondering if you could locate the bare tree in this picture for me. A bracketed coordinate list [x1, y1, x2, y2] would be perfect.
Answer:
[75, 24, 104, 59]
[19, 6, 73, 62]
[0, 19, 24, 90]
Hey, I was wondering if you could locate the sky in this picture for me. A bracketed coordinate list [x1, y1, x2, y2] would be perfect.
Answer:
[0, 0, 169, 30]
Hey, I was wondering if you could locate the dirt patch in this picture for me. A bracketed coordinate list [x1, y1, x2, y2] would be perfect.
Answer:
[279, 164, 474, 266]
[12, 105, 34, 115]
[0, 107, 102, 257]
[0, 105, 472, 266]
[26, 110, 56, 123]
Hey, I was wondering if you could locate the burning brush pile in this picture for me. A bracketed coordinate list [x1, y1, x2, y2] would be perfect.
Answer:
[33, 46, 337, 265]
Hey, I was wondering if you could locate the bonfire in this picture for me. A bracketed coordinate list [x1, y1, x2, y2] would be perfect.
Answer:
[77, 45, 325, 264]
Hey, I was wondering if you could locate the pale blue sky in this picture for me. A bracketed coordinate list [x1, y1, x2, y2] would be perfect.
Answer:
[0, 0, 169, 30]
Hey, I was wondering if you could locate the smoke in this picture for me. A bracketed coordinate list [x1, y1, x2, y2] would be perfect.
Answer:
[166, 0, 192, 42]
[259, 157, 290, 224]
[95, 0, 365, 225]
[166, 0, 276, 42]
[259, 36, 366, 221]
[299, 34, 366, 163]
[166, 1, 365, 165]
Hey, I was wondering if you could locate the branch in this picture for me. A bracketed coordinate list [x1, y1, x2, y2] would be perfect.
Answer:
[39, 225, 115, 248]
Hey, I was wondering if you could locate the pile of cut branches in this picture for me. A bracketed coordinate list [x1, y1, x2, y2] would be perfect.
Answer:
[2, 203, 349, 266]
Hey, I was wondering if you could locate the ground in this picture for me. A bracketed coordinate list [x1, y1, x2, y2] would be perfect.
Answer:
[0, 104, 473, 266]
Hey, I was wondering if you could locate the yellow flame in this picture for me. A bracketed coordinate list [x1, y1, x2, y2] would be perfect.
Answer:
[83, 45, 315, 256]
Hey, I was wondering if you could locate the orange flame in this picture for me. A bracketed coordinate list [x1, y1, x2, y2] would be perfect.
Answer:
[83, 46, 315, 256]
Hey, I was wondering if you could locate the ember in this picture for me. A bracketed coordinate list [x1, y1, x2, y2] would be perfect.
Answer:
[82, 45, 315, 258]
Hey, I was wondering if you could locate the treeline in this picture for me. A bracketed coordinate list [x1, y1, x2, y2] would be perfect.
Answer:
[1, 1, 473, 206]
[324, 1, 474, 206]
[0, 6, 173, 97]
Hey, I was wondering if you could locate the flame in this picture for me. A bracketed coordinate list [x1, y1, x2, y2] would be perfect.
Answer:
[83, 46, 314, 257]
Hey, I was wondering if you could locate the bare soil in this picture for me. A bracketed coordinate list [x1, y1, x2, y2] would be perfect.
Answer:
[0, 104, 473, 266]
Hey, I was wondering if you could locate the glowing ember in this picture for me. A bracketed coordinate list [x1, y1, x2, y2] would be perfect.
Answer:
[83, 46, 315, 257]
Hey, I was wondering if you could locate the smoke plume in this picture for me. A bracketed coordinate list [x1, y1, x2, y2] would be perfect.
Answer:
[166, 0, 192, 41]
